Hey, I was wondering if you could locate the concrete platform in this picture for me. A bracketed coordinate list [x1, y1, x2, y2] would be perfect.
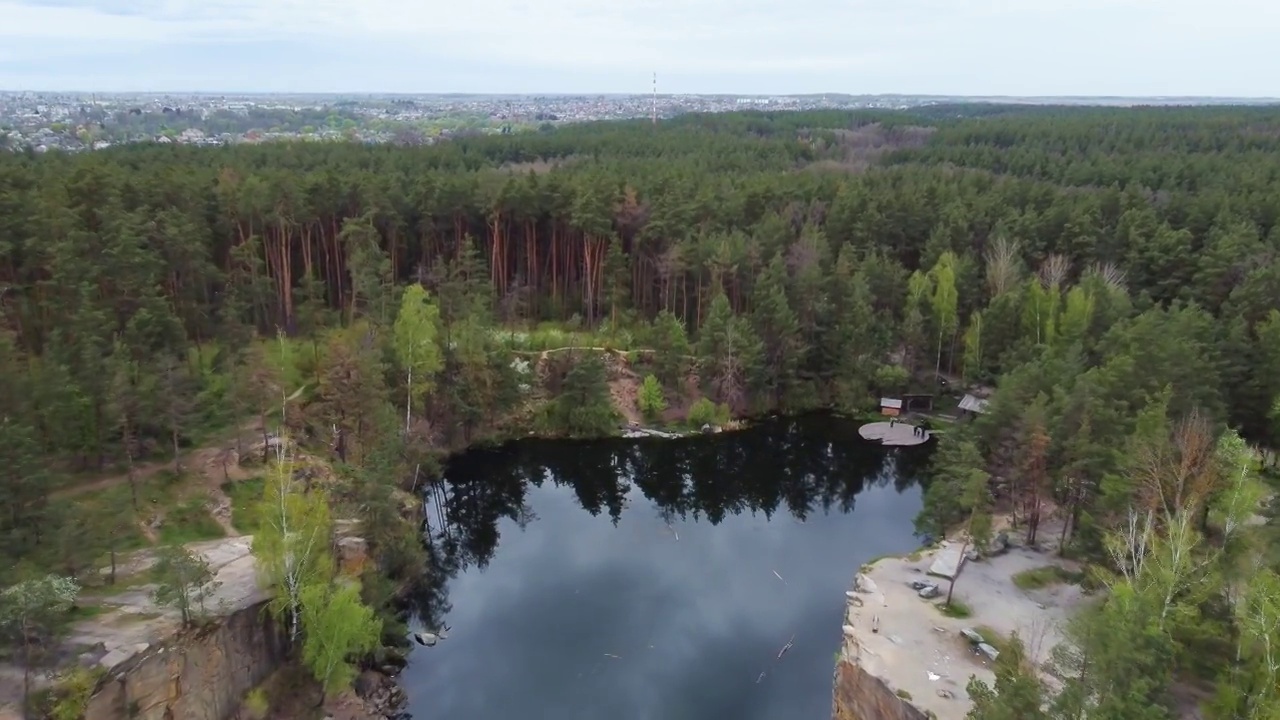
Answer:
[858, 421, 931, 447]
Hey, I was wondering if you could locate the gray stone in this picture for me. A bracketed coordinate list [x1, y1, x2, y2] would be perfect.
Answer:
[960, 628, 985, 645]
[928, 548, 965, 580]
[937, 689, 955, 699]
[854, 573, 879, 594]
[977, 642, 1000, 662]
[917, 583, 941, 599]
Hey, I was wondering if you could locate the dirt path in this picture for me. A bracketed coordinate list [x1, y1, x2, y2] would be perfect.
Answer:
[52, 418, 264, 500]
[52, 418, 268, 539]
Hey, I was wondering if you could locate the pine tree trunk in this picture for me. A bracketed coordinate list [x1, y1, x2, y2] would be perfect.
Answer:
[172, 427, 181, 473]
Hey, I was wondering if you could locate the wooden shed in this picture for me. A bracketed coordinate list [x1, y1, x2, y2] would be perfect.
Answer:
[880, 397, 903, 417]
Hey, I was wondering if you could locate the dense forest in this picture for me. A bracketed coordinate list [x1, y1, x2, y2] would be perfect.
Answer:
[2, 104, 1280, 717]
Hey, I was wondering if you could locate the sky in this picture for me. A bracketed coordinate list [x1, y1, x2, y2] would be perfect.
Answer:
[2, 0, 1277, 96]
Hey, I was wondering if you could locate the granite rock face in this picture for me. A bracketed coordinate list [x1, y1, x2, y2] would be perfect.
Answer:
[832, 658, 929, 720]
[83, 602, 285, 720]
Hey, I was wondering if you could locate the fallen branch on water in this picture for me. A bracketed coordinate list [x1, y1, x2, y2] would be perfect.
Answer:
[777, 635, 794, 660]
[772, 570, 785, 584]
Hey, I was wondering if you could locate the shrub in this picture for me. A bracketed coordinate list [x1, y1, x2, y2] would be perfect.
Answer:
[1011, 565, 1085, 590]
[242, 687, 270, 718]
[37, 667, 103, 720]
[687, 397, 730, 428]
[637, 375, 667, 421]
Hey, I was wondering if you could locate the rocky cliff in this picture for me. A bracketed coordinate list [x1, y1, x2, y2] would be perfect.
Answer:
[832, 657, 929, 720]
[832, 536, 1086, 720]
[82, 601, 284, 720]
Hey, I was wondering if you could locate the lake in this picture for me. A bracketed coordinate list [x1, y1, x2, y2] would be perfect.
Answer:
[401, 413, 930, 720]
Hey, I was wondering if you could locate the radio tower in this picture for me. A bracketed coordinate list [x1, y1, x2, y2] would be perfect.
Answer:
[651, 72, 657, 125]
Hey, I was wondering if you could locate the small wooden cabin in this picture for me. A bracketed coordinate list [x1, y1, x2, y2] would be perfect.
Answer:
[880, 397, 903, 417]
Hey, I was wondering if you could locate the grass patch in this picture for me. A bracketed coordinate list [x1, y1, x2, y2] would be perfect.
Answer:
[65, 604, 108, 622]
[158, 498, 226, 545]
[861, 553, 899, 570]
[1012, 565, 1084, 591]
[937, 598, 972, 618]
[223, 478, 265, 533]
[242, 687, 270, 718]
[82, 564, 157, 594]
[116, 611, 165, 624]
[895, 689, 913, 700]
[973, 625, 1009, 654]
[492, 321, 644, 353]
[30, 666, 104, 720]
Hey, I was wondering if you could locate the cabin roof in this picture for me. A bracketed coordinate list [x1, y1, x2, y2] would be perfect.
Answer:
[880, 397, 903, 409]
[959, 394, 989, 413]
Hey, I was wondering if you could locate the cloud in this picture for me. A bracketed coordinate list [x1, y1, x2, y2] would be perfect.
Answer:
[2, 0, 1277, 93]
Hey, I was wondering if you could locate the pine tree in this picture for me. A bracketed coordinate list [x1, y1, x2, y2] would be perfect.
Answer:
[651, 310, 691, 391]
[750, 256, 801, 407]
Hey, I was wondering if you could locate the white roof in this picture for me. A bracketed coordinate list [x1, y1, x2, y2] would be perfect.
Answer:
[880, 398, 903, 409]
[959, 394, 989, 413]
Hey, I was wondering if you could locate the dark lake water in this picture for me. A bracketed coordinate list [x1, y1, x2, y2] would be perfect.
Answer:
[401, 414, 930, 720]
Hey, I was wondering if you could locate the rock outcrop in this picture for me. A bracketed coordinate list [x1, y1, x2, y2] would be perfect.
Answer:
[83, 601, 285, 720]
[832, 533, 1087, 720]
[832, 657, 929, 720]
[833, 572, 931, 720]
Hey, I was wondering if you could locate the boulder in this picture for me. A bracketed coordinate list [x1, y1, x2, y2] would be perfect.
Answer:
[854, 573, 879, 594]
[928, 548, 964, 580]
[336, 536, 368, 577]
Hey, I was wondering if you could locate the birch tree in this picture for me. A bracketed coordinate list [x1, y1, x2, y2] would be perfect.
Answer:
[392, 283, 443, 435]
[929, 252, 958, 379]
[1215, 569, 1280, 719]
[300, 579, 381, 706]
[252, 440, 334, 644]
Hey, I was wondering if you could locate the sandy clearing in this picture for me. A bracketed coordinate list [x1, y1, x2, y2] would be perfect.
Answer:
[840, 527, 1088, 719]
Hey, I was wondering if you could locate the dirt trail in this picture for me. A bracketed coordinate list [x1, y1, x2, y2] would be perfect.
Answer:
[52, 417, 268, 539]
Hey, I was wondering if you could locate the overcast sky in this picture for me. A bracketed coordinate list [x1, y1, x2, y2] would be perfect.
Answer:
[2, 0, 1277, 95]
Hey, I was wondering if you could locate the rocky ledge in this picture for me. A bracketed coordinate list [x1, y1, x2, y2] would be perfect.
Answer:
[834, 526, 1086, 720]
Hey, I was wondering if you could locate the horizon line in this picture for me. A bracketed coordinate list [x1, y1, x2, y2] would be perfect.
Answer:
[4, 89, 1280, 102]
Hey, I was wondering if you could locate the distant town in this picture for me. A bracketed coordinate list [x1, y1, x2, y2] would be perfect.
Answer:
[3, 91, 1277, 153]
